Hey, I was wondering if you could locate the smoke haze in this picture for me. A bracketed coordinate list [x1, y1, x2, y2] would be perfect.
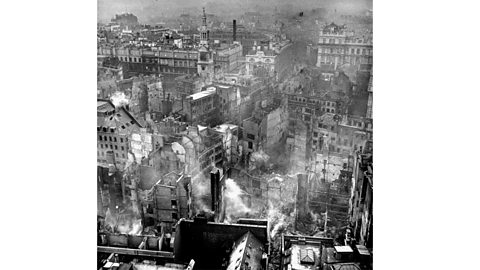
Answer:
[98, 0, 372, 23]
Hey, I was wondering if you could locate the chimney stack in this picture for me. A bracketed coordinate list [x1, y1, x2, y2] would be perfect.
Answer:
[210, 168, 221, 214]
[233, 20, 237, 42]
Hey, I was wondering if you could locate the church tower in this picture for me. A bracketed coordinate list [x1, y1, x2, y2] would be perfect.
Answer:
[197, 7, 214, 81]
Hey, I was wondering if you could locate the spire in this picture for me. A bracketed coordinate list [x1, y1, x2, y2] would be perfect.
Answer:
[200, 7, 209, 46]
[202, 7, 207, 27]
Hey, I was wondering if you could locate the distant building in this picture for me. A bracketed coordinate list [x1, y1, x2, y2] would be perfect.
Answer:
[245, 39, 293, 82]
[98, 46, 199, 78]
[316, 23, 372, 71]
[210, 25, 269, 55]
[245, 50, 276, 78]
[111, 13, 139, 27]
[213, 42, 243, 73]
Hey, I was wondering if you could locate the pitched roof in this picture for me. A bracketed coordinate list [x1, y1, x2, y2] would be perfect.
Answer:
[299, 247, 315, 264]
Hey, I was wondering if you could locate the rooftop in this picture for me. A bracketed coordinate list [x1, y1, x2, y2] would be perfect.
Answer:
[97, 105, 142, 134]
[329, 263, 361, 270]
[334, 246, 353, 253]
[174, 219, 268, 269]
[289, 244, 321, 270]
[97, 100, 115, 112]
[246, 49, 276, 57]
[212, 124, 238, 134]
[226, 231, 264, 270]
[186, 87, 216, 100]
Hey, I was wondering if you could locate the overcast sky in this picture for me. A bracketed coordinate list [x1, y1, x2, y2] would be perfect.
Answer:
[98, 0, 372, 23]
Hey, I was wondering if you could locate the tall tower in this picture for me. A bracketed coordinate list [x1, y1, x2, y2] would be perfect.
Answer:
[197, 7, 214, 82]
[199, 7, 209, 47]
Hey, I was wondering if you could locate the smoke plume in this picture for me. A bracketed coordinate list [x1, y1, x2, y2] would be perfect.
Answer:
[191, 173, 214, 215]
[110, 91, 129, 107]
[224, 178, 252, 222]
[267, 203, 293, 239]
[104, 208, 143, 235]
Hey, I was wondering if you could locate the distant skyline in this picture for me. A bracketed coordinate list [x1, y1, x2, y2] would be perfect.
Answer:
[98, 0, 372, 24]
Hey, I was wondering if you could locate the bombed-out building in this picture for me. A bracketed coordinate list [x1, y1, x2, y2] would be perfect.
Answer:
[182, 87, 220, 126]
[97, 99, 142, 169]
[348, 141, 373, 249]
[242, 99, 287, 154]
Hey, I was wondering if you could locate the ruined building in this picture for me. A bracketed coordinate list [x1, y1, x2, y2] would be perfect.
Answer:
[348, 142, 373, 249]
[97, 99, 142, 169]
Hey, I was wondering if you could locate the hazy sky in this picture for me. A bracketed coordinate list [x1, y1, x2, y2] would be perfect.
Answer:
[98, 0, 372, 23]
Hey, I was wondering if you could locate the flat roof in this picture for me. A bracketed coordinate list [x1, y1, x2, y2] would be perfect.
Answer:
[187, 88, 216, 100]
[212, 123, 238, 133]
[334, 246, 353, 253]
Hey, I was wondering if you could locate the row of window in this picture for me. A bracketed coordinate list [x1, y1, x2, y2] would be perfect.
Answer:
[319, 55, 372, 65]
[97, 159, 126, 166]
[145, 66, 195, 74]
[320, 47, 372, 56]
[321, 38, 369, 45]
[318, 123, 335, 131]
[99, 144, 125, 151]
[97, 151, 126, 159]
[98, 135, 126, 143]
[289, 96, 337, 106]
[119, 56, 198, 66]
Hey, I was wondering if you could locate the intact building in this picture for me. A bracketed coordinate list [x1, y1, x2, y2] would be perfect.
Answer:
[316, 23, 372, 71]
[98, 46, 199, 78]
[246, 50, 276, 78]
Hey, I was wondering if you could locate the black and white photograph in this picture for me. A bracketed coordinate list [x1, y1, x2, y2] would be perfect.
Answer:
[96, 1, 372, 269]
[5, 0, 480, 270]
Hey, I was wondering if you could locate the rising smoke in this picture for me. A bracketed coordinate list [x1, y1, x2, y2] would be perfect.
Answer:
[224, 178, 252, 222]
[191, 173, 214, 215]
[110, 91, 129, 108]
[104, 207, 143, 235]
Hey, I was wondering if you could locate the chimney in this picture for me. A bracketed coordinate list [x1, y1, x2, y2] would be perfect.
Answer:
[295, 174, 308, 228]
[210, 168, 221, 213]
[233, 20, 237, 42]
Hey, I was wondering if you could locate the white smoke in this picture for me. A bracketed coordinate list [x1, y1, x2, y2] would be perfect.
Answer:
[110, 91, 129, 107]
[224, 178, 252, 222]
[267, 203, 290, 239]
[104, 207, 143, 235]
[191, 173, 214, 215]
